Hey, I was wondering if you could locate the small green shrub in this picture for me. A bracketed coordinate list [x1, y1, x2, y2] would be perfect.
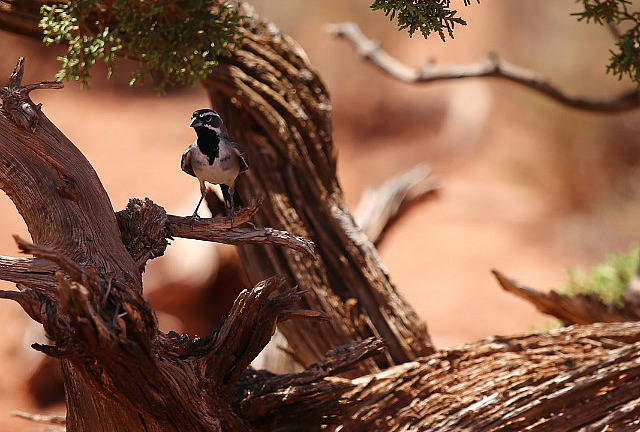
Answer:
[558, 246, 640, 307]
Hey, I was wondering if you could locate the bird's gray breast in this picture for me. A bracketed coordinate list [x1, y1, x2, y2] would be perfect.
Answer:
[191, 140, 241, 185]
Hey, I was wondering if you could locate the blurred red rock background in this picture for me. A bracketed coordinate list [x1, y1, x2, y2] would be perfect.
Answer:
[1, 1, 640, 429]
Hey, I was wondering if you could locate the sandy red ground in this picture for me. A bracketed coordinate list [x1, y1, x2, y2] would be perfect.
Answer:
[1, 2, 640, 429]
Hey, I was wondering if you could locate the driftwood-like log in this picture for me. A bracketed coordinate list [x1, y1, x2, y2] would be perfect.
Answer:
[327, 21, 640, 113]
[205, 3, 435, 373]
[234, 322, 640, 431]
[494, 270, 640, 325]
[336, 322, 640, 431]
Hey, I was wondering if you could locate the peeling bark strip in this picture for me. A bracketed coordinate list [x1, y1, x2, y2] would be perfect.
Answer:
[205, 3, 435, 372]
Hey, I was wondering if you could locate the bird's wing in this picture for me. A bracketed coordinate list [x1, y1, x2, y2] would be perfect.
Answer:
[181, 147, 196, 177]
[232, 142, 249, 172]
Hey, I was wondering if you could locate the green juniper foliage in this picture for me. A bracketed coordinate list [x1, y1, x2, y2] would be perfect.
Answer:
[559, 246, 640, 307]
[39, 1, 640, 89]
[574, 0, 640, 85]
[370, 0, 479, 41]
[39, 0, 243, 91]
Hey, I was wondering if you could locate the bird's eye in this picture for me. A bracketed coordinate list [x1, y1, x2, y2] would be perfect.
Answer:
[210, 116, 223, 128]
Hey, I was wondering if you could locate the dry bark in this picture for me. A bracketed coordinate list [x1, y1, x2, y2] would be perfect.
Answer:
[494, 270, 640, 325]
[204, 4, 435, 373]
[3, 4, 640, 432]
[336, 322, 640, 431]
[235, 322, 640, 431]
[0, 57, 336, 431]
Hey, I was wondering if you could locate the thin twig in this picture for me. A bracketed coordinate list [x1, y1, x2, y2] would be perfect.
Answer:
[327, 22, 640, 113]
[11, 410, 66, 425]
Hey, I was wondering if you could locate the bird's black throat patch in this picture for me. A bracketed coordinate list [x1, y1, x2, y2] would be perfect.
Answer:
[195, 127, 220, 164]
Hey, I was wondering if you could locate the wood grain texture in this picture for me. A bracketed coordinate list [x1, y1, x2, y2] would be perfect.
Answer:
[0, 58, 331, 431]
[3, 5, 640, 432]
[204, 4, 435, 373]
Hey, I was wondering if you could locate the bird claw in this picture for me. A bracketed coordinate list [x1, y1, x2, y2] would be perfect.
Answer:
[189, 213, 201, 228]
[228, 211, 235, 228]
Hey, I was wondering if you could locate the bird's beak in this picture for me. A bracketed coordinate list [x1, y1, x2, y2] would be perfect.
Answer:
[190, 117, 203, 128]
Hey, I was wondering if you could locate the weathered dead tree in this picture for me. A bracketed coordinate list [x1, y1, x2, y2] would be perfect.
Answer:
[0, 0, 436, 380]
[0, 57, 340, 431]
[4, 3, 640, 432]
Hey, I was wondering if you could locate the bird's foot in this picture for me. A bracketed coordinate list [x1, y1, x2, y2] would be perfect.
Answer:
[189, 212, 201, 227]
[227, 205, 239, 228]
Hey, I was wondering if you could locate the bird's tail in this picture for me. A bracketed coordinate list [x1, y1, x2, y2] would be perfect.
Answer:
[220, 184, 244, 212]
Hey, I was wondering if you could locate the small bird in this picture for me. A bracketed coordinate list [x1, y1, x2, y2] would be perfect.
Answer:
[181, 108, 249, 224]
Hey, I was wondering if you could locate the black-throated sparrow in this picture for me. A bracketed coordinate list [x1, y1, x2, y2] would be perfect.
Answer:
[181, 109, 249, 224]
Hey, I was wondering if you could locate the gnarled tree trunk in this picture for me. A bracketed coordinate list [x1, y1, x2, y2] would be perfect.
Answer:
[3, 3, 640, 432]
[205, 5, 434, 372]
[0, 58, 334, 431]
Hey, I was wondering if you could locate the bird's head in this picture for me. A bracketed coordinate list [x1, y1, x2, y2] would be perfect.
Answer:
[190, 109, 223, 133]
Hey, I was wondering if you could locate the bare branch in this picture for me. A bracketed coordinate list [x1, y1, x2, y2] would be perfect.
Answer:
[14, 235, 85, 281]
[493, 270, 640, 325]
[11, 410, 66, 425]
[115, 197, 316, 270]
[327, 22, 640, 113]
[354, 163, 439, 245]
[0, 256, 57, 291]
[166, 214, 317, 259]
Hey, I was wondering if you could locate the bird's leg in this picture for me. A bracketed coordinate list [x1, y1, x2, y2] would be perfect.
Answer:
[229, 184, 235, 227]
[192, 182, 206, 219]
